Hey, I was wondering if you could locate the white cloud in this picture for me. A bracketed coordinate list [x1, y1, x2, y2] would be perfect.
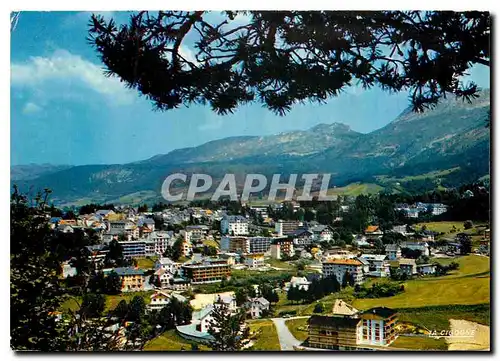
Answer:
[11, 49, 136, 105]
[22, 102, 42, 115]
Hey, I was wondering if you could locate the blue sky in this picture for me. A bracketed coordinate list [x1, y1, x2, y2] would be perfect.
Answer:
[10, 11, 490, 166]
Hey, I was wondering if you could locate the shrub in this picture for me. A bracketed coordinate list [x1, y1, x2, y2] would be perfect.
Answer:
[313, 303, 325, 313]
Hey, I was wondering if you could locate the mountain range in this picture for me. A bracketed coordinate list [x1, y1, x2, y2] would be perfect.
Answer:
[11, 90, 490, 206]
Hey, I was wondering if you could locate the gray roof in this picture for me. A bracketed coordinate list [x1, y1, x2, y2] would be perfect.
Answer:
[385, 244, 400, 251]
[193, 305, 214, 320]
[112, 267, 145, 276]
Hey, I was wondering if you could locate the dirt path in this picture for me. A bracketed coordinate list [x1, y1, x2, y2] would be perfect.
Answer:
[446, 319, 490, 351]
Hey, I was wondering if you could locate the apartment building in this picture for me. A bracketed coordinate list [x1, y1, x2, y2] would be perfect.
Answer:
[221, 215, 249, 235]
[270, 237, 294, 259]
[144, 231, 172, 256]
[322, 258, 364, 285]
[181, 259, 231, 284]
[220, 236, 250, 253]
[111, 267, 146, 292]
[275, 220, 303, 237]
[308, 304, 398, 350]
[248, 237, 273, 254]
[118, 239, 146, 258]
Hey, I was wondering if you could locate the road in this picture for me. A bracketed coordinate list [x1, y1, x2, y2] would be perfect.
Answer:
[270, 316, 309, 351]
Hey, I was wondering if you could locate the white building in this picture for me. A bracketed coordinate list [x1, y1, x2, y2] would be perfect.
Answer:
[155, 257, 179, 274]
[147, 291, 187, 312]
[221, 215, 249, 235]
[359, 254, 390, 277]
[322, 259, 364, 285]
[285, 276, 311, 291]
[144, 231, 172, 256]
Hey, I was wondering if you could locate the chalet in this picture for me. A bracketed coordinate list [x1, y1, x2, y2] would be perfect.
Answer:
[309, 224, 334, 242]
[154, 268, 174, 288]
[245, 297, 270, 319]
[397, 258, 417, 276]
[416, 263, 437, 275]
[154, 257, 179, 274]
[147, 291, 187, 312]
[385, 244, 402, 260]
[285, 276, 311, 291]
[290, 229, 314, 246]
[365, 226, 383, 236]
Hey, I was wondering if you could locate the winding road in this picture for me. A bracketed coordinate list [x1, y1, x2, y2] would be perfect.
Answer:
[271, 316, 309, 351]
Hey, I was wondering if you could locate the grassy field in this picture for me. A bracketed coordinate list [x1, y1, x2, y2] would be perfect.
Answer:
[430, 255, 490, 279]
[105, 291, 154, 311]
[247, 319, 281, 351]
[60, 296, 81, 312]
[202, 239, 219, 248]
[377, 168, 461, 184]
[397, 304, 490, 331]
[414, 221, 489, 241]
[285, 318, 309, 342]
[136, 257, 157, 270]
[60, 290, 156, 313]
[414, 221, 465, 235]
[274, 288, 355, 316]
[321, 183, 384, 197]
[266, 258, 294, 270]
[352, 255, 490, 310]
[390, 335, 448, 350]
[144, 330, 210, 351]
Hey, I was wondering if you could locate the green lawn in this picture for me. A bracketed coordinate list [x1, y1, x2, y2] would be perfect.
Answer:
[323, 183, 384, 197]
[60, 291, 156, 313]
[60, 296, 81, 312]
[352, 255, 490, 309]
[144, 330, 210, 351]
[105, 291, 154, 311]
[136, 257, 157, 270]
[390, 335, 448, 350]
[414, 221, 465, 235]
[247, 319, 281, 351]
[274, 288, 355, 317]
[202, 239, 219, 248]
[431, 255, 490, 279]
[285, 318, 309, 342]
[397, 304, 490, 331]
[266, 258, 294, 270]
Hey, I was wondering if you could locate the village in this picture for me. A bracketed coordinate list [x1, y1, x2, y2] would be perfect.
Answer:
[50, 192, 490, 351]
